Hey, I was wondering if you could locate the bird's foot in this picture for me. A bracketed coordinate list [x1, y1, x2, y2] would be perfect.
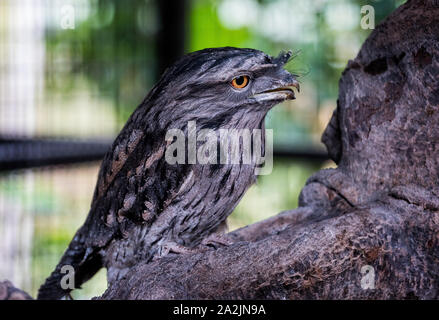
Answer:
[200, 233, 234, 249]
[153, 242, 201, 261]
[153, 235, 234, 261]
[163, 242, 198, 255]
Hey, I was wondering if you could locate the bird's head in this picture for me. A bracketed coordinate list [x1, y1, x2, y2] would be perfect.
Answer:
[148, 47, 300, 128]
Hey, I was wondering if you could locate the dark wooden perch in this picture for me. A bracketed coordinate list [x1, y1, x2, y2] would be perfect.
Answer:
[1, 0, 438, 301]
[100, 0, 439, 300]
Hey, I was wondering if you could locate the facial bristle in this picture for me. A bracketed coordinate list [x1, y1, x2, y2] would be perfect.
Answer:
[273, 50, 293, 66]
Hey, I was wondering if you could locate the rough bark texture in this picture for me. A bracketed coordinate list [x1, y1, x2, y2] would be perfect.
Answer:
[100, 0, 439, 300]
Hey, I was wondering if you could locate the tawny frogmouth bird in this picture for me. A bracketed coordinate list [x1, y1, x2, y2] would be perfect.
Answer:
[38, 47, 299, 299]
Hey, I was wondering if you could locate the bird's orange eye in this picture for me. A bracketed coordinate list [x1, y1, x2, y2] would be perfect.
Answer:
[231, 75, 249, 89]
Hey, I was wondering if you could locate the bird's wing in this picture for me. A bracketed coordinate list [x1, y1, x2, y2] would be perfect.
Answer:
[93, 124, 145, 203]
[79, 111, 151, 248]
[38, 108, 182, 299]
[80, 110, 191, 250]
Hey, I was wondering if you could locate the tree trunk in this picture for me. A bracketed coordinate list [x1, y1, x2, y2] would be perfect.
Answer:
[100, 0, 439, 300]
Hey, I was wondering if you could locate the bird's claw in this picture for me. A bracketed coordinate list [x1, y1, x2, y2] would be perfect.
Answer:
[153, 242, 200, 261]
[152, 235, 234, 261]
[201, 233, 234, 249]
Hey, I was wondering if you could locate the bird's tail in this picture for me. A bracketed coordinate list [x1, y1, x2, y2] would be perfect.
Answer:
[37, 229, 102, 300]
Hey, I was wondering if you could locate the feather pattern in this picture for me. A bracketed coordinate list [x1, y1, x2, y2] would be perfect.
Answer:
[38, 47, 299, 299]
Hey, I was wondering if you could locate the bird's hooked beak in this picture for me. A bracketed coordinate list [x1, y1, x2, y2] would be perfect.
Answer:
[251, 50, 300, 103]
[252, 76, 300, 103]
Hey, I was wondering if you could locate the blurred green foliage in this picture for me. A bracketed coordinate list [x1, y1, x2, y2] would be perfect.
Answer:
[44, 0, 402, 145]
